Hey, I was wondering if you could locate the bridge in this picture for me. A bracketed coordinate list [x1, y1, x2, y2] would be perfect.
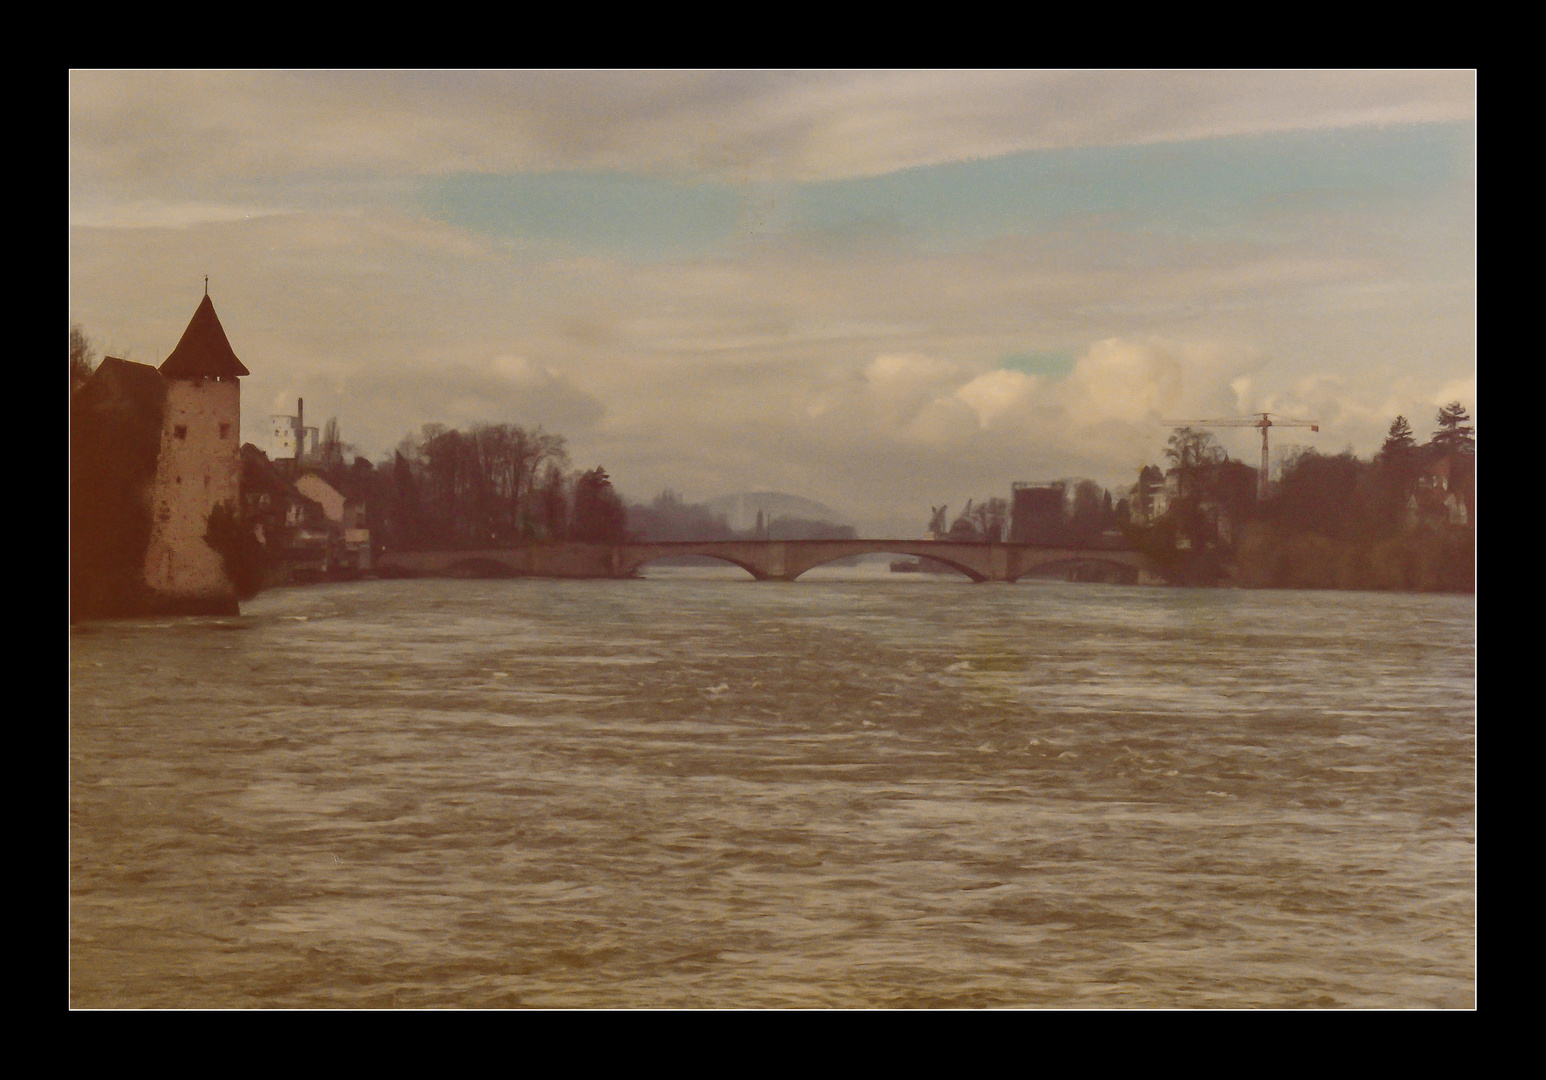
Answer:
[375, 539, 1145, 584]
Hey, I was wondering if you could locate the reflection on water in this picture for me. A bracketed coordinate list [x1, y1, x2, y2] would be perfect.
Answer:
[71, 569, 1475, 1007]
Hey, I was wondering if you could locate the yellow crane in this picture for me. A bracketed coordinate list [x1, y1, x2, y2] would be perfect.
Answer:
[1168, 412, 1320, 501]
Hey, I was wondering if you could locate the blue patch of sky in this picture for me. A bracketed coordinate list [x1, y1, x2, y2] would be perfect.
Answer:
[999, 351, 1075, 379]
[419, 122, 1473, 258]
[420, 172, 744, 258]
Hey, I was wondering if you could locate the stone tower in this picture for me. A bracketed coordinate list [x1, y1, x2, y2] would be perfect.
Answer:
[141, 294, 250, 614]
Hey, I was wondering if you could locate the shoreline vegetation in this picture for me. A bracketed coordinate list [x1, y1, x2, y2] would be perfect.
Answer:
[1121, 412, 1474, 593]
[70, 324, 1475, 614]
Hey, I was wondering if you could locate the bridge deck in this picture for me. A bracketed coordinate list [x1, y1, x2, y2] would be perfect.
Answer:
[375, 539, 1144, 583]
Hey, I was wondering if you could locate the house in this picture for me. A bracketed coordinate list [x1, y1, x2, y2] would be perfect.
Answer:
[294, 470, 372, 574]
[238, 447, 373, 581]
[1409, 453, 1475, 527]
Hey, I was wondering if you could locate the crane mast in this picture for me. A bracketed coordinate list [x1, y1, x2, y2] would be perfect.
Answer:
[1166, 412, 1320, 500]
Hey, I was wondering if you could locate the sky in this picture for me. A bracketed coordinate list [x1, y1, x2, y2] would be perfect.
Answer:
[69, 70, 1476, 536]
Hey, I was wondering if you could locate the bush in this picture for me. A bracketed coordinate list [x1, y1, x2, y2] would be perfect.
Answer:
[204, 502, 269, 600]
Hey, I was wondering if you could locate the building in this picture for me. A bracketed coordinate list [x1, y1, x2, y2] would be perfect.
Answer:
[268, 398, 319, 466]
[1409, 454, 1475, 528]
[71, 293, 249, 618]
[294, 470, 372, 574]
[140, 294, 249, 613]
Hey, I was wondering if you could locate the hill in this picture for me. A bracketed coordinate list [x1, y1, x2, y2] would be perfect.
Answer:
[706, 492, 848, 532]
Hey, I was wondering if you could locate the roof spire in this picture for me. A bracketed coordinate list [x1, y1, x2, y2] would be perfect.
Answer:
[204, 275, 209, 297]
[159, 293, 250, 379]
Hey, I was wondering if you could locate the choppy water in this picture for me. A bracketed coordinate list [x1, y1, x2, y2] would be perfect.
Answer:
[70, 567, 1475, 1008]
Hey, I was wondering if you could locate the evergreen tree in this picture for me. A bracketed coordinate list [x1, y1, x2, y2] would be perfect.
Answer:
[1371, 415, 1421, 537]
[571, 467, 628, 542]
[1380, 415, 1417, 459]
[1430, 402, 1475, 457]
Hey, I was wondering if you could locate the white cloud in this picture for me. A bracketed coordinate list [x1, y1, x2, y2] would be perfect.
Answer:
[954, 369, 1038, 429]
[1059, 338, 1188, 423]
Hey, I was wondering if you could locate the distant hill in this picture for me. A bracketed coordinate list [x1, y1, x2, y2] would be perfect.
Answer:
[706, 491, 848, 532]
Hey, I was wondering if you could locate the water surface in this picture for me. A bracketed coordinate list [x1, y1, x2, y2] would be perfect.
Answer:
[70, 569, 1476, 1008]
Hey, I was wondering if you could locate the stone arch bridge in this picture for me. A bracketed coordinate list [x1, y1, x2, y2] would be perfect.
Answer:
[375, 539, 1145, 584]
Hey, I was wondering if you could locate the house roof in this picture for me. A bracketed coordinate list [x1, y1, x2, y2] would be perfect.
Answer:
[158, 295, 250, 379]
[79, 356, 165, 405]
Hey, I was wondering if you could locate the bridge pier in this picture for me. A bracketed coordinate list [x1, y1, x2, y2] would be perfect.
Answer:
[766, 541, 788, 581]
[989, 543, 1009, 582]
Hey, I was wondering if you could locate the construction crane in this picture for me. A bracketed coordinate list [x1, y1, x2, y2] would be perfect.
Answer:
[1166, 412, 1320, 501]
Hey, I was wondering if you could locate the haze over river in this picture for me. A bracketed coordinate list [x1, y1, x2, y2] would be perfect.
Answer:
[70, 566, 1475, 1008]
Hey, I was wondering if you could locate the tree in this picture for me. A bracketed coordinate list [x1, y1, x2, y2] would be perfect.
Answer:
[1068, 481, 1107, 544]
[1130, 465, 1165, 522]
[1430, 402, 1475, 457]
[1269, 450, 1366, 540]
[1165, 427, 1225, 470]
[71, 357, 165, 618]
[70, 324, 96, 394]
[319, 417, 349, 472]
[1164, 427, 1225, 502]
[204, 502, 268, 600]
[1380, 415, 1417, 460]
[537, 462, 569, 541]
[626, 489, 734, 542]
[570, 467, 628, 542]
[1366, 416, 1423, 539]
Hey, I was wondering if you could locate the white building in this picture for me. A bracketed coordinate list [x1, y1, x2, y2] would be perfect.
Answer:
[268, 398, 318, 462]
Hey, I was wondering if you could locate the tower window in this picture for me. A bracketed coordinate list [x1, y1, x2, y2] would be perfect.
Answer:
[174, 425, 188, 440]
[220, 423, 231, 438]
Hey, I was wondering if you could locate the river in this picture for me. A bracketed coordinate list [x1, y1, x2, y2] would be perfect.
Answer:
[69, 567, 1475, 1008]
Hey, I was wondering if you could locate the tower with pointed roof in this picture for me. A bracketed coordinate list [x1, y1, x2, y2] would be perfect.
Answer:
[141, 293, 249, 614]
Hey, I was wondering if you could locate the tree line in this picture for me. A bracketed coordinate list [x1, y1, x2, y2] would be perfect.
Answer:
[626, 490, 855, 543]
[916, 403, 1473, 592]
[1126, 404, 1474, 591]
[335, 422, 628, 551]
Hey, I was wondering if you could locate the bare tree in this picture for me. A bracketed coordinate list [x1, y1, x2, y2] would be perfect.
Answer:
[70, 324, 97, 394]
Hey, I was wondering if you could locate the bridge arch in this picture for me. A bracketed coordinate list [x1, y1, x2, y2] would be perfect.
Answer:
[785, 549, 984, 583]
[624, 552, 767, 580]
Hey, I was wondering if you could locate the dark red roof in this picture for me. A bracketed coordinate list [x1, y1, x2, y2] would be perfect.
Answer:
[158, 295, 250, 378]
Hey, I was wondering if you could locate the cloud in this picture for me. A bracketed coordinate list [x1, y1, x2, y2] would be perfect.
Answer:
[1431, 376, 1476, 407]
[1060, 339, 1188, 423]
[69, 173, 1472, 531]
[69, 200, 295, 229]
[357, 354, 606, 436]
[71, 71, 1476, 191]
[955, 369, 1038, 429]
